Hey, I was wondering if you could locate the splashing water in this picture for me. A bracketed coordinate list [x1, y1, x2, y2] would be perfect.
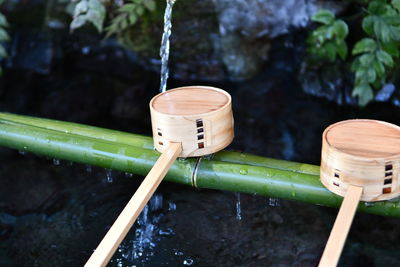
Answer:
[235, 192, 242, 220]
[117, 194, 178, 264]
[159, 0, 176, 92]
[106, 169, 113, 183]
[268, 198, 281, 207]
[183, 257, 194, 265]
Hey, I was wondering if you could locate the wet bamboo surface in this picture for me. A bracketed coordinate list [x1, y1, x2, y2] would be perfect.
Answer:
[1, 113, 400, 217]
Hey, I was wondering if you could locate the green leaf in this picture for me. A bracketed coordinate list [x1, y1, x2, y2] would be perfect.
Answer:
[374, 18, 391, 43]
[393, 0, 400, 11]
[132, 0, 144, 4]
[352, 83, 374, 106]
[313, 26, 329, 43]
[368, 1, 389, 15]
[336, 39, 348, 60]
[324, 42, 337, 62]
[352, 38, 377, 54]
[377, 50, 394, 67]
[382, 41, 399, 57]
[351, 58, 361, 72]
[390, 27, 400, 41]
[372, 59, 385, 77]
[144, 0, 156, 11]
[88, 0, 105, 16]
[120, 16, 129, 29]
[136, 5, 145, 16]
[333, 20, 348, 39]
[0, 14, 8, 27]
[382, 15, 400, 25]
[311, 9, 335, 25]
[367, 67, 377, 83]
[86, 9, 104, 32]
[325, 25, 335, 39]
[359, 53, 375, 66]
[118, 4, 137, 13]
[70, 16, 86, 32]
[128, 13, 138, 25]
[74, 0, 88, 16]
[356, 68, 369, 83]
[0, 28, 9, 42]
[362, 16, 375, 35]
[0, 45, 7, 58]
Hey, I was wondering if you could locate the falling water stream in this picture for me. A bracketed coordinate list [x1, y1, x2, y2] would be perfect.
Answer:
[159, 0, 176, 92]
[113, 1, 179, 264]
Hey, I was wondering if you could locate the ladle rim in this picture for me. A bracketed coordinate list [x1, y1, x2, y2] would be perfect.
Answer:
[149, 85, 232, 117]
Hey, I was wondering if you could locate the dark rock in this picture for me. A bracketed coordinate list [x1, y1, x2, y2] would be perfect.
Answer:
[120, 0, 346, 81]
[0, 158, 65, 216]
[7, 30, 53, 74]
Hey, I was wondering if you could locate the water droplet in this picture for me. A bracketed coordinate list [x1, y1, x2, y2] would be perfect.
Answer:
[106, 169, 113, 183]
[82, 46, 91, 55]
[239, 169, 248, 175]
[178, 157, 187, 162]
[168, 202, 176, 211]
[240, 153, 246, 158]
[291, 191, 296, 197]
[268, 198, 281, 207]
[364, 202, 375, 207]
[174, 250, 184, 256]
[86, 165, 92, 173]
[125, 172, 133, 178]
[159, 228, 174, 236]
[235, 192, 242, 220]
[150, 194, 163, 211]
[183, 258, 194, 265]
[53, 158, 60, 165]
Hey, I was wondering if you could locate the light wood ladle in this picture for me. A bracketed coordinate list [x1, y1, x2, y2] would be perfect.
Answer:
[85, 86, 234, 266]
[319, 119, 400, 267]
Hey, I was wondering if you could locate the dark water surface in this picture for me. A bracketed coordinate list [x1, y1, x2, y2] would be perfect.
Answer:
[1, 35, 400, 266]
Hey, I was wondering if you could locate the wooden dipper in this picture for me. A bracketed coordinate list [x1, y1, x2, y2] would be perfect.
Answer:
[319, 119, 400, 267]
[86, 86, 234, 266]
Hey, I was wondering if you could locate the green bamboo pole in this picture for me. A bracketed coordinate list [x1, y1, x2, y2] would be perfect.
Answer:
[0, 113, 319, 175]
[0, 116, 399, 217]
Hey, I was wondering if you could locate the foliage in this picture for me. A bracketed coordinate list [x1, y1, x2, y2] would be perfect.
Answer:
[105, 0, 156, 37]
[308, 1, 400, 106]
[69, 0, 156, 36]
[307, 9, 349, 62]
[0, 0, 9, 75]
[70, 0, 106, 33]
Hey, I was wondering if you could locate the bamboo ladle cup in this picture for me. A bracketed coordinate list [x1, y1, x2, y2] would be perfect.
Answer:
[319, 119, 400, 267]
[85, 86, 234, 266]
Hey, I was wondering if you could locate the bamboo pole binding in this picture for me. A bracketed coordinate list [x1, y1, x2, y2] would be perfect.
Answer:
[319, 119, 400, 267]
[86, 86, 234, 266]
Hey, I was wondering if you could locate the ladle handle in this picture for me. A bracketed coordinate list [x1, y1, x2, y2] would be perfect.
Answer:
[85, 142, 182, 267]
[319, 184, 363, 267]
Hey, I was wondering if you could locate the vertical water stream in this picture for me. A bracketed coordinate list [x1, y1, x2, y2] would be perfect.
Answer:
[115, 1, 178, 264]
[159, 0, 176, 92]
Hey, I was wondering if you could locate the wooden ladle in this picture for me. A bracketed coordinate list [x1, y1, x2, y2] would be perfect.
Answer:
[319, 119, 400, 267]
[85, 86, 234, 266]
